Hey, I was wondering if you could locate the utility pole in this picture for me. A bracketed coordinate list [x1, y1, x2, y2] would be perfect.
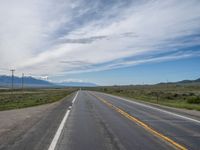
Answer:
[166, 79, 169, 89]
[22, 73, 24, 92]
[10, 69, 15, 93]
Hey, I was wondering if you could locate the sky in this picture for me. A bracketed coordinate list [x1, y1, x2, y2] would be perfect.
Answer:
[0, 0, 200, 85]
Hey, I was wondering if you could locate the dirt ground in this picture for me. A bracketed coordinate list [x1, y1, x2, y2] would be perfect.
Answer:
[0, 100, 61, 146]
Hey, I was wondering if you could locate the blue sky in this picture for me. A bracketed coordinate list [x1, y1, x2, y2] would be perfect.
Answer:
[52, 56, 200, 85]
[0, 0, 200, 85]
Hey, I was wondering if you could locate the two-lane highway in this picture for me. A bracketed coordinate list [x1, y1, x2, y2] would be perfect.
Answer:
[1, 90, 199, 150]
[54, 91, 200, 150]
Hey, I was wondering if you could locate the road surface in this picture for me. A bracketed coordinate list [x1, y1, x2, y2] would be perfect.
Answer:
[1, 91, 200, 150]
[56, 91, 200, 150]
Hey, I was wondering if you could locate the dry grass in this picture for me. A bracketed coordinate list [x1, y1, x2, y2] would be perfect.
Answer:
[0, 88, 77, 111]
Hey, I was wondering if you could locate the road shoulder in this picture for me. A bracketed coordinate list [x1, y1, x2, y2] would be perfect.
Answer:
[0, 93, 75, 150]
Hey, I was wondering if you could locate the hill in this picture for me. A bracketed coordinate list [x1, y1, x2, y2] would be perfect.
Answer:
[157, 78, 200, 86]
[176, 78, 200, 84]
[0, 75, 55, 88]
[0, 75, 98, 88]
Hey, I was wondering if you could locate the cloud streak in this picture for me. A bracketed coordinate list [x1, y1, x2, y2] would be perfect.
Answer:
[58, 35, 107, 44]
[0, 0, 200, 78]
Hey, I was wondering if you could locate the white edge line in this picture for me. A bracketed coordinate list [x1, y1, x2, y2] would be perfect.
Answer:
[72, 91, 79, 104]
[48, 91, 78, 150]
[48, 110, 70, 150]
[100, 92, 200, 124]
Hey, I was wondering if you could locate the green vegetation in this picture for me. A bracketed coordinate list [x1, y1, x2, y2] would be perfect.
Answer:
[0, 88, 76, 111]
[87, 84, 200, 111]
[187, 96, 200, 104]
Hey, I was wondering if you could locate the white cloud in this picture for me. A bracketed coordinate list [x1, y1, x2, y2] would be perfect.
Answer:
[0, 0, 200, 78]
[56, 78, 84, 83]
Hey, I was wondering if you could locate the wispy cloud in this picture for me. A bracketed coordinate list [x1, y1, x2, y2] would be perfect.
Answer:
[58, 35, 107, 44]
[0, 0, 200, 78]
[54, 49, 200, 75]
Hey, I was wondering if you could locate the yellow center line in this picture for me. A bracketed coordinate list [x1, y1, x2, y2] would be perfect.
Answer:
[90, 92, 187, 150]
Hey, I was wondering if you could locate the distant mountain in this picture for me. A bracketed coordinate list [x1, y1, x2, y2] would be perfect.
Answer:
[0, 75, 98, 88]
[0, 75, 55, 88]
[176, 78, 200, 84]
[57, 81, 97, 87]
[157, 78, 200, 85]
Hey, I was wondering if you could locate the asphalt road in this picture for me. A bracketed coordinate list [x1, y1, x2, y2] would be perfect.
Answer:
[1, 90, 200, 150]
[55, 91, 200, 150]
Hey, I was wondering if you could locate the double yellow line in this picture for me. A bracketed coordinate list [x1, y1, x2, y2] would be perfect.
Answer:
[91, 93, 187, 150]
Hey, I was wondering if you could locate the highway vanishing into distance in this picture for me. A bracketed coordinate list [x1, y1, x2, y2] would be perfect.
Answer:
[0, 90, 200, 150]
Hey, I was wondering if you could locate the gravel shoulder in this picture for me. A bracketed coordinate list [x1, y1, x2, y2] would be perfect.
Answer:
[0, 101, 60, 135]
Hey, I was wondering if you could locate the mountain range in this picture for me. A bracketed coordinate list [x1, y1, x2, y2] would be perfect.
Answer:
[0, 75, 199, 88]
[0, 75, 97, 88]
[158, 78, 200, 85]
[0, 75, 54, 88]
[176, 78, 200, 84]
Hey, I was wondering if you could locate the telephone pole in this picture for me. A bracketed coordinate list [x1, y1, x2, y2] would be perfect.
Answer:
[10, 69, 15, 93]
[22, 73, 24, 92]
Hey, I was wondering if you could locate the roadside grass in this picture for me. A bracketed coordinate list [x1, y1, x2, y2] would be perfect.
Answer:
[87, 84, 200, 111]
[0, 88, 77, 111]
